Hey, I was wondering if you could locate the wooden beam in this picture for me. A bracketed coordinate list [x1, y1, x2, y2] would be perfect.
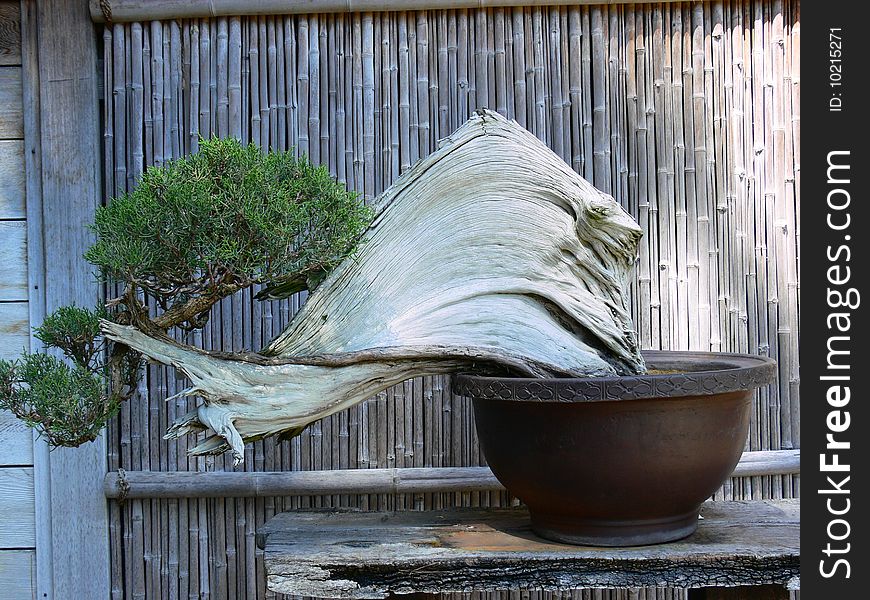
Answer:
[89, 0, 690, 24]
[23, 1, 109, 599]
[104, 449, 799, 499]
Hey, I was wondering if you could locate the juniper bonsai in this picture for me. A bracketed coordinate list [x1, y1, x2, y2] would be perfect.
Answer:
[87, 136, 373, 333]
[4, 112, 645, 463]
[0, 305, 140, 447]
[0, 137, 373, 446]
[101, 110, 646, 465]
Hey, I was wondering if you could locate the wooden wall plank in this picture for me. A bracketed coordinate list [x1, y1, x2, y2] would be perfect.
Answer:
[0, 1, 20, 66]
[0, 467, 35, 548]
[24, 1, 109, 599]
[0, 551, 34, 600]
[0, 67, 22, 137]
[0, 301, 27, 358]
[0, 140, 25, 218]
[19, 3, 46, 600]
[0, 410, 33, 466]
[0, 220, 26, 300]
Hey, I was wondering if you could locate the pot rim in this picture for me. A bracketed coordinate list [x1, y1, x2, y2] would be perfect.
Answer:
[454, 350, 777, 402]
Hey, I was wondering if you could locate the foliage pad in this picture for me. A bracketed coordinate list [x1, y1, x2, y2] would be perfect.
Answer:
[3, 139, 370, 447]
[0, 306, 138, 447]
[86, 137, 373, 328]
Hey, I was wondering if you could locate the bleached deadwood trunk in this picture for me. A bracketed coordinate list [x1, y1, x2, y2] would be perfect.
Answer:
[102, 109, 644, 464]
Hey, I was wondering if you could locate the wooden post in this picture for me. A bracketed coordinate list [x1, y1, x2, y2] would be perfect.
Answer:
[22, 1, 109, 598]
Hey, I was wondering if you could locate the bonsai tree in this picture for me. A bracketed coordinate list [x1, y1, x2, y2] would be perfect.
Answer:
[1, 136, 373, 447]
[3, 110, 645, 464]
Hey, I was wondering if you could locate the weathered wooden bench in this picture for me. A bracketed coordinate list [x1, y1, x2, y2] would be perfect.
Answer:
[258, 500, 799, 600]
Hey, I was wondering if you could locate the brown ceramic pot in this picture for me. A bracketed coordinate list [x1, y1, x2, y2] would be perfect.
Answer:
[454, 350, 777, 547]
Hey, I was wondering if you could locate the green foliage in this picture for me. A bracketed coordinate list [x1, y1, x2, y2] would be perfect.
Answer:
[0, 353, 116, 447]
[0, 306, 138, 448]
[85, 137, 373, 326]
[34, 305, 107, 370]
[3, 139, 370, 447]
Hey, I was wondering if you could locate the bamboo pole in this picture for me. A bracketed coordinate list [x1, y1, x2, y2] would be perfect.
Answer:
[262, 17, 274, 147]
[579, 6, 592, 181]
[285, 15, 298, 153]
[389, 14, 401, 180]
[309, 15, 322, 165]
[215, 18, 228, 135]
[90, 0, 691, 24]
[105, 450, 800, 500]
[558, 7, 570, 168]
[273, 17, 286, 151]
[456, 9, 468, 121]
[378, 13, 391, 187]
[612, 6, 626, 208]
[228, 17, 242, 138]
[547, 7, 562, 159]
[590, 7, 607, 192]
[679, 3, 696, 353]
[437, 11, 450, 136]
[530, 7, 544, 140]
[142, 24, 155, 165]
[636, 7, 655, 350]
[170, 21, 182, 156]
[297, 16, 310, 156]
[198, 19, 211, 137]
[398, 14, 411, 172]
[415, 12, 430, 156]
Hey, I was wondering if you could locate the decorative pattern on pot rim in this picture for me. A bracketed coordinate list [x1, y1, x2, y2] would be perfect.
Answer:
[454, 351, 777, 402]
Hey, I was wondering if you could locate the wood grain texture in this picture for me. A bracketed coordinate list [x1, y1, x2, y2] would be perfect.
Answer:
[260, 500, 799, 597]
[0, 220, 26, 301]
[0, 140, 25, 217]
[0, 550, 34, 600]
[0, 301, 27, 359]
[19, 3, 47, 600]
[0, 467, 35, 548]
[29, 1, 109, 599]
[0, 410, 33, 466]
[0, 1, 19, 66]
[0, 67, 22, 138]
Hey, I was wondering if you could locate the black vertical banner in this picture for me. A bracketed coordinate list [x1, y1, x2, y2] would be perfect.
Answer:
[801, 1, 868, 596]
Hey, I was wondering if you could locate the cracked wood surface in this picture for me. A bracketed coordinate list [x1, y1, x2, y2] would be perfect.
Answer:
[259, 500, 799, 598]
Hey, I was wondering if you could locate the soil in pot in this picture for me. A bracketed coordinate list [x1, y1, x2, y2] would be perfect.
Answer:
[454, 350, 777, 547]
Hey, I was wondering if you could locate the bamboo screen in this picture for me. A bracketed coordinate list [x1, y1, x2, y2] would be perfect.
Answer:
[101, 2, 800, 599]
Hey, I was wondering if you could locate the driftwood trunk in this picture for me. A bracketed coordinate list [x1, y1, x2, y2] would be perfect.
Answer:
[102, 109, 644, 464]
